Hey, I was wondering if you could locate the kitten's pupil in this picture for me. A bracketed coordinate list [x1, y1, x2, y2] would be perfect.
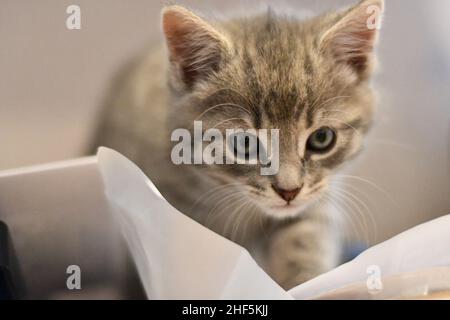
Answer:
[316, 130, 328, 143]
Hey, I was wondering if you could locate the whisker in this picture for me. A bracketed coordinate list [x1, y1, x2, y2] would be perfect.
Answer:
[330, 190, 370, 244]
[204, 191, 246, 226]
[321, 192, 358, 245]
[206, 87, 255, 110]
[188, 182, 242, 215]
[230, 200, 252, 241]
[212, 117, 250, 129]
[333, 174, 399, 208]
[319, 117, 363, 138]
[195, 102, 251, 121]
[339, 187, 378, 242]
[312, 95, 352, 114]
[331, 187, 373, 244]
[322, 109, 355, 118]
[221, 196, 249, 240]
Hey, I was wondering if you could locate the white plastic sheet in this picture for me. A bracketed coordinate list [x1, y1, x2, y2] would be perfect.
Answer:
[97, 147, 450, 300]
[1, 147, 447, 299]
[290, 215, 450, 299]
[97, 147, 291, 300]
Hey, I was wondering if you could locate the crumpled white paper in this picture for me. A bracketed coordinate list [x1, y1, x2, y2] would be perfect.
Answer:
[97, 147, 450, 300]
[290, 214, 450, 299]
[97, 147, 291, 300]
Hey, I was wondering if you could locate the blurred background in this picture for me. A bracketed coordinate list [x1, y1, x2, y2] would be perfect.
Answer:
[0, 0, 449, 245]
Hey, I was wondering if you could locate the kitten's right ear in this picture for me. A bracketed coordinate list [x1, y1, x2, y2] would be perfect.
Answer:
[162, 6, 231, 89]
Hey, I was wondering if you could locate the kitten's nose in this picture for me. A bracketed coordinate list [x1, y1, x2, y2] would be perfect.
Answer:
[271, 184, 302, 203]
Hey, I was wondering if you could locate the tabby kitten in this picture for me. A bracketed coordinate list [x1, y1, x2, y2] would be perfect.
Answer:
[93, 0, 383, 289]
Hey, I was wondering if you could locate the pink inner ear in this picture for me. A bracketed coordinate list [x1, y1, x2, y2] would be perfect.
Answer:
[162, 8, 226, 88]
[331, 22, 377, 73]
[323, 0, 383, 75]
[162, 11, 194, 62]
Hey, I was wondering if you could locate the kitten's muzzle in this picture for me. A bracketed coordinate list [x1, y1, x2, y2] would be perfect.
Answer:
[271, 184, 302, 204]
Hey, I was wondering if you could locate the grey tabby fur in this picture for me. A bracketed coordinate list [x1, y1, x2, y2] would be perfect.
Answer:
[92, 0, 383, 289]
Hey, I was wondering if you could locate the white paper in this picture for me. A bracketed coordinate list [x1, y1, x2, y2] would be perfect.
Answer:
[96, 147, 450, 300]
[1, 147, 448, 299]
[290, 215, 450, 299]
[97, 147, 291, 300]
[0, 156, 130, 299]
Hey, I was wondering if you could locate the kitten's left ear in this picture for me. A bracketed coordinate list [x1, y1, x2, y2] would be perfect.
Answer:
[162, 6, 232, 90]
[320, 0, 384, 79]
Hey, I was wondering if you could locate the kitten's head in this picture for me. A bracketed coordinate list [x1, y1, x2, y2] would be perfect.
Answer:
[162, 0, 383, 218]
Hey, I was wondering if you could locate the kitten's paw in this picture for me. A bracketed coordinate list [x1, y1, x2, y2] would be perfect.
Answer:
[265, 220, 334, 290]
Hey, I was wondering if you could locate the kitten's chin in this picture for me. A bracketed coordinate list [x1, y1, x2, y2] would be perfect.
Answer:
[263, 202, 311, 219]
[253, 201, 310, 219]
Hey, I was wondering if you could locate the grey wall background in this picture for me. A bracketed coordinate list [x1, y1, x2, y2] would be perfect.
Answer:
[1, 0, 449, 244]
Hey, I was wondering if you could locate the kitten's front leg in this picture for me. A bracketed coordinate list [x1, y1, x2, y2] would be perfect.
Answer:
[265, 209, 340, 290]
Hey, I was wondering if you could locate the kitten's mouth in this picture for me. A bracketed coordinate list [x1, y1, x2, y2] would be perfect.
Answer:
[249, 193, 311, 217]
[271, 203, 300, 209]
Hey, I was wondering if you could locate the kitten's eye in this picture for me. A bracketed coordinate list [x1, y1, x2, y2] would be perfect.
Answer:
[229, 132, 260, 160]
[306, 127, 336, 153]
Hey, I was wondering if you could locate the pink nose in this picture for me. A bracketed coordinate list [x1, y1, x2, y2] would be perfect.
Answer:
[272, 185, 301, 203]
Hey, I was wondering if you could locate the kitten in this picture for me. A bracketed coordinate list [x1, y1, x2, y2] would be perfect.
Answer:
[92, 0, 383, 289]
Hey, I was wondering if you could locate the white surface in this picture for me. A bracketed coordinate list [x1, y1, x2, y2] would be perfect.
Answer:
[290, 215, 450, 299]
[0, 156, 130, 299]
[96, 148, 450, 300]
[97, 147, 291, 299]
[1, 149, 449, 299]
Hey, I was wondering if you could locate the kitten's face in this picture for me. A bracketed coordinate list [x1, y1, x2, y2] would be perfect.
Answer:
[163, 0, 382, 218]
